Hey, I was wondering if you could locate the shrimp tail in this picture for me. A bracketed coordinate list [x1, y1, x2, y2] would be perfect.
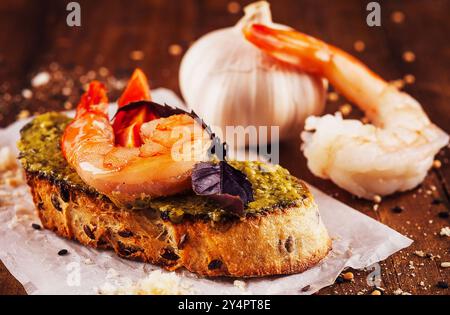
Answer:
[243, 24, 386, 110]
[62, 82, 109, 159]
[74, 81, 109, 119]
[243, 23, 330, 76]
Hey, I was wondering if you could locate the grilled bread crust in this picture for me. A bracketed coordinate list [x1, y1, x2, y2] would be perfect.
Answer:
[26, 172, 331, 277]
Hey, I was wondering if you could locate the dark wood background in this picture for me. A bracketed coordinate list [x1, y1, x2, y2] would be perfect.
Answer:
[0, 0, 449, 295]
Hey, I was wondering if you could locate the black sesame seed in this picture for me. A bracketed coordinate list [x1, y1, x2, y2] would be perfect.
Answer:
[335, 276, 344, 284]
[437, 281, 448, 289]
[438, 211, 449, 219]
[31, 223, 41, 230]
[391, 206, 404, 213]
[301, 285, 311, 292]
[431, 198, 443, 205]
[58, 249, 68, 256]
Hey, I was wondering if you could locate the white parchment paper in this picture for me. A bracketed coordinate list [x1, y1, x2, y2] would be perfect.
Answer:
[0, 88, 412, 295]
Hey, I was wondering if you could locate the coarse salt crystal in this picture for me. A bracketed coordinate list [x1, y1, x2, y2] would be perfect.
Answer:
[233, 280, 247, 291]
[393, 288, 403, 295]
[21, 89, 33, 99]
[97, 270, 192, 295]
[414, 250, 425, 258]
[106, 268, 119, 279]
[31, 72, 50, 87]
[439, 227, 450, 237]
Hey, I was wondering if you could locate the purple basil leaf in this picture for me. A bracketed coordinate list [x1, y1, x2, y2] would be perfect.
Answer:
[192, 161, 254, 216]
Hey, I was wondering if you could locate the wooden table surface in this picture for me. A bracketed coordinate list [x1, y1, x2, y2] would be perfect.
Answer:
[0, 0, 449, 295]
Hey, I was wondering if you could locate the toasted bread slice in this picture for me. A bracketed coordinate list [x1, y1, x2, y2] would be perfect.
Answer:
[18, 112, 331, 277]
[26, 173, 331, 277]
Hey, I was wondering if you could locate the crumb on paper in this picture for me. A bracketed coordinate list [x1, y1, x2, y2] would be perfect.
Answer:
[441, 262, 450, 268]
[97, 269, 193, 295]
[31, 71, 51, 87]
[393, 288, 412, 295]
[0, 147, 17, 172]
[233, 280, 247, 292]
[414, 250, 425, 258]
[7, 204, 33, 229]
[439, 227, 450, 237]
[5, 174, 24, 187]
[106, 268, 120, 280]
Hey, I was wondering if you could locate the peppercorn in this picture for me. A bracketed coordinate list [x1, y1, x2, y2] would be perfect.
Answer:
[437, 281, 448, 289]
[31, 223, 41, 230]
[58, 249, 68, 256]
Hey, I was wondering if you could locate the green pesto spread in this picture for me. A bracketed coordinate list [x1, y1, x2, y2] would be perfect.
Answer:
[17, 112, 310, 222]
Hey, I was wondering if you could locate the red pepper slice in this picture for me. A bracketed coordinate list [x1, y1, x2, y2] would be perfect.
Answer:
[117, 68, 151, 107]
[113, 68, 153, 147]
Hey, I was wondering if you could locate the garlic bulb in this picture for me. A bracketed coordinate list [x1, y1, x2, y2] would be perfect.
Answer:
[179, 1, 327, 144]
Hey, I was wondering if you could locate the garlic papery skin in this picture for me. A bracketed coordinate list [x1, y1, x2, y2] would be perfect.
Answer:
[179, 1, 327, 144]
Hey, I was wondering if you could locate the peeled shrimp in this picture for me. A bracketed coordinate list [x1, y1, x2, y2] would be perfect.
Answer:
[244, 24, 449, 199]
[62, 71, 211, 206]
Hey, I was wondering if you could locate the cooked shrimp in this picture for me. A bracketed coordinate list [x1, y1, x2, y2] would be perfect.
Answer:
[244, 24, 449, 199]
[62, 70, 211, 206]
